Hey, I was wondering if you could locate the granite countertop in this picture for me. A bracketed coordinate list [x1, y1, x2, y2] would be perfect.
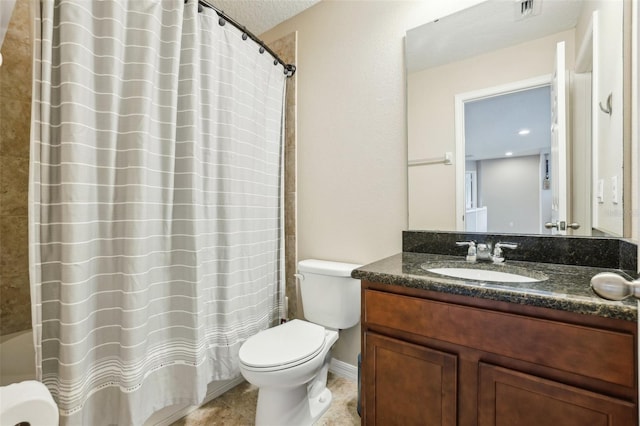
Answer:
[352, 252, 638, 322]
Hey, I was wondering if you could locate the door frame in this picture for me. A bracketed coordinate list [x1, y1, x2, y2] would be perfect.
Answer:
[454, 75, 553, 231]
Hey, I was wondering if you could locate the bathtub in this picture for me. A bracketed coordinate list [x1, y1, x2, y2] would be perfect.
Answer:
[0, 329, 36, 386]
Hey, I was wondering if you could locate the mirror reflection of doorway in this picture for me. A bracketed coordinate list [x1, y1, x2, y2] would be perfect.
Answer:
[462, 84, 552, 234]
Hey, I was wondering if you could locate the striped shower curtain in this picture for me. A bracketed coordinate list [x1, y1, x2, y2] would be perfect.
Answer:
[29, 1, 286, 424]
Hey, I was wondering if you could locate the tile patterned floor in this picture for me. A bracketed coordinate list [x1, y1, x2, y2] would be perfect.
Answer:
[171, 373, 360, 425]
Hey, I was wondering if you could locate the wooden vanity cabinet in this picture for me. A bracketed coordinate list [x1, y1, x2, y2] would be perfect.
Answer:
[361, 281, 638, 426]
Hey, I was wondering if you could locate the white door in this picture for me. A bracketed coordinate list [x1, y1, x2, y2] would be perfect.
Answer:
[550, 41, 569, 235]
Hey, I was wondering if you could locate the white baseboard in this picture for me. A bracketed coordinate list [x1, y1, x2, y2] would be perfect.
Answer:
[329, 358, 358, 382]
[150, 376, 244, 426]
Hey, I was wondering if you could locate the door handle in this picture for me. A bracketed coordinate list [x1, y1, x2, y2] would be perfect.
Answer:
[544, 221, 580, 230]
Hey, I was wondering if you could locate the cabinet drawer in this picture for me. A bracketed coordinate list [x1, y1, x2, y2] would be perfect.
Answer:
[364, 289, 635, 388]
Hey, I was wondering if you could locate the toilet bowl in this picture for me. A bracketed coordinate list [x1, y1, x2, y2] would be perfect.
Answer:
[240, 319, 339, 425]
[0, 380, 59, 426]
[239, 259, 361, 426]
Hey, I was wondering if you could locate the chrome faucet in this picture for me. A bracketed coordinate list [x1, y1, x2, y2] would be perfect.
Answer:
[456, 241, 518, 263]
[476, 242, 493, 261]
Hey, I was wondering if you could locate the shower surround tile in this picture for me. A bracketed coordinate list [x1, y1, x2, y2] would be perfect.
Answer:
[0, 216, 29, 276]
[270, 31, 299, 320]
[0, 0, 32, 101]
[0, 155, 29, 216]
[0, 0, 33, 336]
[0, 98, 31, 158]
[0, 38, 32, 100]
[0, 274, 31, 335]
[285, 233, 299, 318]
[3, 0, 31, 41]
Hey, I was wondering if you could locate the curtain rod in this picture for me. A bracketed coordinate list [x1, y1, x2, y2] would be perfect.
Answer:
[195, 0, 296, 78]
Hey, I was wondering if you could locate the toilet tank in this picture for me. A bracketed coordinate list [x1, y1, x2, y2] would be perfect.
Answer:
[297, 259, 362, 330]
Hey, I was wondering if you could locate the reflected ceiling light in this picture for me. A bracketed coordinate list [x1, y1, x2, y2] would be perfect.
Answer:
[505, 151, 513, 156]
[518, 129, 530, 135]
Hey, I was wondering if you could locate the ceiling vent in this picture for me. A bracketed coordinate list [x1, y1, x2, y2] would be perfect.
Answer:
[515, 0, 542, 20]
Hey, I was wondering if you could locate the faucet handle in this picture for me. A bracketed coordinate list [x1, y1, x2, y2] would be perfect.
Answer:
[456, 241, 476, 262]
[495, 242, 518, 250]
[456, 241, 476, 248]
[492, 242, 518, 263]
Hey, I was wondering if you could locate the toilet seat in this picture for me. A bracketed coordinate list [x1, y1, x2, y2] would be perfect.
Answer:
[239, 320, 326, 372]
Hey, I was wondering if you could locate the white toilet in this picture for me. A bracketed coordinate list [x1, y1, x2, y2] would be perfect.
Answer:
[239, 259, 361, 426]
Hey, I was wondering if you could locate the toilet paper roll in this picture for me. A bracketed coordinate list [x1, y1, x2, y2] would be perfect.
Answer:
[0, 380, 59, 426]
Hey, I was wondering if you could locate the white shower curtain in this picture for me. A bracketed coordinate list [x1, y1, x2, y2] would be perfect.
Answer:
[29, 1, 286, 424]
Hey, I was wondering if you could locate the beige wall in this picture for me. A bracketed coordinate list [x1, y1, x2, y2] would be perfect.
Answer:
[407, 29, 575, 230]
[478, 155, 541, 234]
[0, 0, 32, 336]
[262, 0, 484, 365]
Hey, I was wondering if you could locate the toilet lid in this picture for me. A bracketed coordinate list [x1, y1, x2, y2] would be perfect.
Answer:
[239, 320, 326, 369]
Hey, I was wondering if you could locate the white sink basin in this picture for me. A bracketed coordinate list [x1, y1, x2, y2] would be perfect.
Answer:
[425, 267, 542, 283]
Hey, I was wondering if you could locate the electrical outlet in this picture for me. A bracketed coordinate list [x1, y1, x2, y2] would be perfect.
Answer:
[611, 176, 618, 204]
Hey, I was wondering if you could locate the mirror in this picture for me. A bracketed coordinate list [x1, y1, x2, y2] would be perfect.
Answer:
[406, 0, 631, 237]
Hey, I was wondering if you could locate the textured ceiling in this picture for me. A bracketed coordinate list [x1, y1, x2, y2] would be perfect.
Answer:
[210, 0, 320, 35]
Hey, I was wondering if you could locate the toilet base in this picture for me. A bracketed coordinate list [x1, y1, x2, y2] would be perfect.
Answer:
[255, 384, 332, 426]
[241, 326, 340, 426]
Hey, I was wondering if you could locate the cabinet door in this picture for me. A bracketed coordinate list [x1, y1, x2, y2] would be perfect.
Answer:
[363, 332, 457, 426]
[478, 362, 636, 426]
